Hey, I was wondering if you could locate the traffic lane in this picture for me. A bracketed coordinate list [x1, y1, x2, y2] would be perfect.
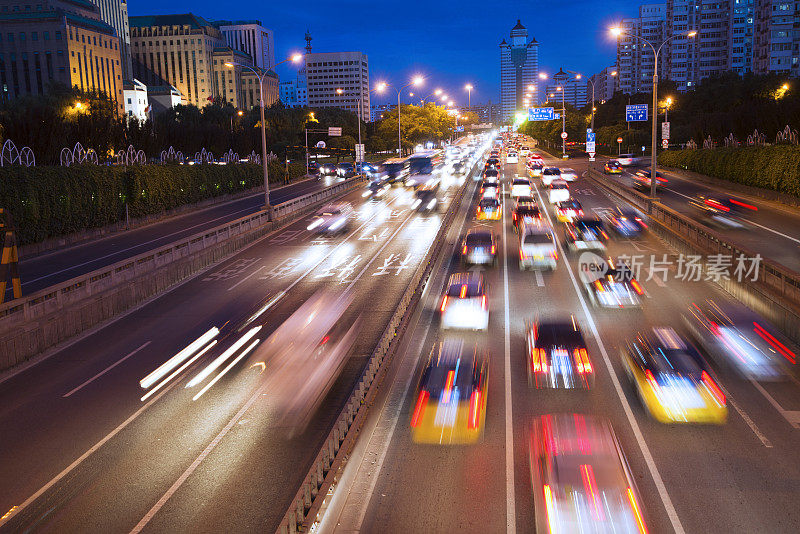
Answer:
[145, 207, 463, 533]
[536, 172, 800, 532]
[0, 176, 468, 531]
[12, 175, 329, 295]
[358, 171, 508, 534]
[0, 183, 401, 524]
[586, 161, 800, 271]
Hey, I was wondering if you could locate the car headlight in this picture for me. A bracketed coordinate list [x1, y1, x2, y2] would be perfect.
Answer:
[307, 218, 323, 230]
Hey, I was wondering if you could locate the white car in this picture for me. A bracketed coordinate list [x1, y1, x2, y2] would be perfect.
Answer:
[306, 202, 354, 234]
[440, 273, 489, 330]
[519, 220, 557, 270]
[506, 151, 519, 164]
[548, 179, 570, 204]
[560, 168, 578, 181]
[511, 177, 532, 199]
[541, 167, 561, 186]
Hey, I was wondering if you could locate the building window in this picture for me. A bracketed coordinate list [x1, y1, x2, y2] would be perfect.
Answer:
[43, 31, 49, 41]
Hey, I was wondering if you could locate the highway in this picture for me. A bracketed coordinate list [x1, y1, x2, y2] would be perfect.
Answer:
[7, 174, 345, 297]
[589, 155, 800, 272]
[0, 155, 473, 532]
[324, 148, 800, 534]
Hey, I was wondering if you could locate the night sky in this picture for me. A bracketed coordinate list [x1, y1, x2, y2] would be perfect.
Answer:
[129, 0, 642, 106]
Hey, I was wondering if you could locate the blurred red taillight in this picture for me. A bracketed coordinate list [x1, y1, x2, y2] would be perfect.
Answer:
[440, 296, 448, 312]
[481, 295, 488, 309]
[627, 488, 648, 534]
[411, 390, 429, 427]
[702, 371, 726, 406]
[631, 280, 643, 295]
[574, 348, 592, 374]
[462, 245, 468, 255]
[467, 390, 481, 429]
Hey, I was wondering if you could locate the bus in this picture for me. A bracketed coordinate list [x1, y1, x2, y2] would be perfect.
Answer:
[379, 157, 410, 185]
[406, 149, 445, 188]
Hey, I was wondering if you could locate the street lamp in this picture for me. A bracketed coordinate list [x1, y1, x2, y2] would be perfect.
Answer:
[610, 26, 696, 197]
[225, 52, 303, 219]
[420, 88, 442, 105]
[566, 69, 596, 131]
[556, 86, 567, 158]
[376, 75, 424, 155]
[465, 83, 473, 109]
[663, 96, 673, 122]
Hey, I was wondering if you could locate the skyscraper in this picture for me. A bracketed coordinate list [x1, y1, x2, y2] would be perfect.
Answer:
[499, 19, 539, 122]
[88, 0, 132, 80]
[212, 20, 275, 70]
[545, 68, 587, 108]
[754, 0, 798, 76]
[305, 51, 369, 121]
[617, 4, 666, 95]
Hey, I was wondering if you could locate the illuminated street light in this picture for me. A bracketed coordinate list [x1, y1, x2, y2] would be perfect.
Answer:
[465, 83, 473, 108]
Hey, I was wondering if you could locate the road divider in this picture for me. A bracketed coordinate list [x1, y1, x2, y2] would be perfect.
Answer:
[275, 158, 481, 534]
[584, 165, 800, 346]
[0, 177, 366, 373]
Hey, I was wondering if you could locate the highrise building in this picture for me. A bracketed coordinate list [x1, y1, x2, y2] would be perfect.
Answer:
[499, 19, 539, 122]
[304, 50, 369, 121]
[0, 0, 124, 113]
[754, 0, 799, 76]
[88, 0, 132, 80]
[129, 14, 226, 108]
[545, 68, 587, 108]
[665, 0, 729, 91]
[587, 66, 618, 104]
[617, 4, 666, 95]
[212, 20, 274, 70]
[730, 0, 755, 75]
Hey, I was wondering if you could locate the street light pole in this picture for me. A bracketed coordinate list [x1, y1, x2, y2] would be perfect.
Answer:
[559, 87, 566, 158]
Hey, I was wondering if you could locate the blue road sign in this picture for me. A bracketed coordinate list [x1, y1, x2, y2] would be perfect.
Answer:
[455, 125, 464, 132]
[626, 104, 648, 122]
[586, 132, 596, 143]
[528, 107, 555, 121]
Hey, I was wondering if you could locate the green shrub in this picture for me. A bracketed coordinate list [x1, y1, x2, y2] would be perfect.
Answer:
[659, 146, 800, 197]
[0, 162, 308, 245]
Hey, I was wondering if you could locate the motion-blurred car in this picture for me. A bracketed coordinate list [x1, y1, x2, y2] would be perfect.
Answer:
[381, 158, 410, 185]
[506, 151, 519, 164]
[555, 199, 583, 222]
[362, 179, 390, 199]
[476, 197, 502, 220]
[617, 153, 637, 166]
[356, 162, 378, 177]
[412, 185, 439, 212]
[683, 299, 795, 380]
[440, 273, 490, 330]
[462, 229, 497, 266]
[518, 220, 557, 271]
[623, 327, 727, 424]
[526, 318, 593, 388]
[604, 160, 623, 174]
[606, 209, 648, 238]
[451, 161, 466, 176]
[512, 202, 542, 232]
[483, 168, 500, 181]
[564, 217, 609, 251]
[530, 414, 649, 534]
[527, 161, 544, 177]
[318, 162, 337, 176]
[410, 340, 488, 444]
[541, 167, 561, 186]
[336, 162, 355, 178]
[511, 177, 532, 199]
[688, 194, 758, 229]
[547, 179, 570, 204]
[485, 157, 501, 170]
[584, 261, 644, 308]
[560, 168, 578, 182]
[306, 202, 354, 234]
[632, 169, 666, 192]
[480, 182, 500, 200]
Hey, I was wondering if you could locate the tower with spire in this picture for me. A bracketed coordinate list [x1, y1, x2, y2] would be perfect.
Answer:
[500, 19, 540, 122]
[305, 29, 313, 54]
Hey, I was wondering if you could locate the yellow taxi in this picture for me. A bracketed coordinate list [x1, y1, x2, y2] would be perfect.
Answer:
[476, 197, 502, 220]
[604, 160, 623, 174]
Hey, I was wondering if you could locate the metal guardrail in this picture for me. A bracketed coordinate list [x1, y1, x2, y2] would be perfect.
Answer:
[275, 157, 482, 534]
[0, 176, 365, 367]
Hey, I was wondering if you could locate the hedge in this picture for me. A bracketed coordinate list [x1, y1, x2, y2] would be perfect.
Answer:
[659, 146, 800, 198]
[0, 161, 307, 245]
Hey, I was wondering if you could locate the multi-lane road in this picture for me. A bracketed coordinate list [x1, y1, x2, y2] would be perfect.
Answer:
[3, 140, 800, 534]
[7, 174, 343, 297]
[324, 149, 800, 534]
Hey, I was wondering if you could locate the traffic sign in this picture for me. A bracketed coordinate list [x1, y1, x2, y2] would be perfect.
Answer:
[456, 125, 464, 132]
[586, 132, 596, 143]
[617, 137, 623, 143]
[589, 155, 596, 161]
[315, 141, 326, 148]
[661, 139, 669, 149]
[561, 132, 568, 139]
[661, 121, 670, 140]
[529, 107, 555, 121]
[626, 104, 648, 122]
[586, 128, 593, 134]
[355, 143, 365, 162]
[586, 141, 596, 153]
[328, 127, 342, 136]
[554, 113, 561, 120]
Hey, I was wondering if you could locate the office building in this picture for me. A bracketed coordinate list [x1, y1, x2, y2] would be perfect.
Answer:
[545, 68, 587, 108]
[587, 66, 618, 104]
[212, 20, 274, 70]
[88, 0, 132, 80]
[279, 77, 306, 107]
[616, 4, 666, 95]
[665, 0, 729, 91]
[370, 103, 394, 122]
[499, 19, 539, 122]
[129, 13, 226, 108]
[305, 50, 369, 121]
[211, 46, 253, 108]
[123, 77, 148, 120]
[754, 0, 798, 76]
[730, 0, 755, 75]
[240, 69, 278, 110]
[0, 0, 124, 113]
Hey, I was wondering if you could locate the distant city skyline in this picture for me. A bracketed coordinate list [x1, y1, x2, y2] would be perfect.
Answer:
[128, 0, 642, 107]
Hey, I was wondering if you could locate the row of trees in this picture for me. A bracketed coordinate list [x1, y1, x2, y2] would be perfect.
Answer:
[0, 83, 467, 166]
[519, 73, 800, 153]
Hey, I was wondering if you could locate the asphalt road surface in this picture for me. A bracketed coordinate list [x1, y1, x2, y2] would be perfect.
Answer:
[323, 150, 800, 534]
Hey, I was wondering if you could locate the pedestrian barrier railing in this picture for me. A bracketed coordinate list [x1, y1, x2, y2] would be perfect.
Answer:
[0, 176, 365, 370]
[275, 157, 482, 534]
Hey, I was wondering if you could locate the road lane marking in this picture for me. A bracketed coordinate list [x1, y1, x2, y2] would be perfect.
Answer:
[129, 381, 270, 534]
[63, 342, 151, 398]
[227, 265, 266, 291]
[533, 183, 687, 534]
[0, 374, 179, 529]
[534, 270, 545, 287]
[741, 218, 800, 245]
[749, 379, 800, 430]
[647, 270, 667, 287]
[502, 190, 516, 534]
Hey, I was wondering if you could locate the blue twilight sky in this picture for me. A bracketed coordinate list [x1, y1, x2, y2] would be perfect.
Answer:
[129, 0, 642, 106]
